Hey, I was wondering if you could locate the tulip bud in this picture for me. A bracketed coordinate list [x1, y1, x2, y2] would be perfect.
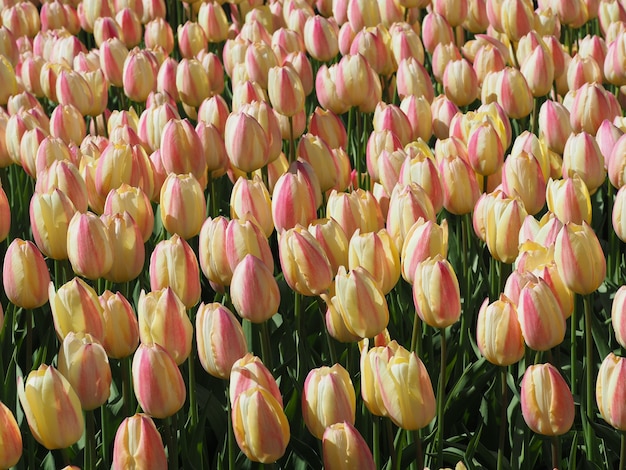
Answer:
[150, 234, 201, 308]
[159, 173, 206, 239]
[596, 352, 626, 431]
[360, 340, 436, 429]
[3, 239, 51, 309]
[144, 18, 174, 55]
[484, 194, 528, 263]
[67, 211, 114, 280]
[224, 111, 270, 174]
[322, 422, 375, 470]
[112, 414, 167, 470]
[554, 221, 606, 295]
[568, 82, 620, 136]
[132, 342, 186, 419]
[57, 332, 112, 410]
[49, 278, 105, 342]
[279, 226, 334, 296]
[230, 176, 273, 238]
[103, 184, 154, 242]
[231, 254, 281, 323]
[501, 151, 547, 215]
[272, 165, 319, 233]
[438, 153, 481, 216]
[521, 363, 575, 436]
[443, 59, 479, 107]
[232, 386, 290, 463]
[333, 266, 389, 339]
[99, 290, 139, 359]
[138, 288, 193, 365]
[476, 296, 525, 366]
[123, 48, 158, 102]
[0, 400, 22, 468]
[562, 132, 606, 195]
[18, 365, 84, 449]
[302, 364, 356, 439]
[326, 189, 384, 239]
[196, 303, 247, 379]
[413, 256, 461, 328]
[517, 276, 566, 351]
[401, 219, 449, 284]
[348, 229, 400, 295]
[546, 175, 592, 225]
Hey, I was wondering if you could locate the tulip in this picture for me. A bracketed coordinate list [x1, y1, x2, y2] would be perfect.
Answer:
[18, 365, 84, 449]
[0, 400, 22, 468]
[99, 290, 139, 359]
[554, 222, 606, 295]
[103, 184, 154, 242]
[476, 296, 525, 366]
[433, 0, 468, 26]
[308, 107, 347, 150]
[279, 226, 334, 296]
[123, 48, 158, 102]
[568, 82, 620, 136]
[144, 18, 174, 55]
[138, 288, 193, 365]
[159, 173, 206, 239]
[198, 216, 231, 288]
[413, 256, 461, 329]
[230, 176, 273, 238]
[197, 1, 229, 43]
[132, 342, 186, 419]
[396, 57, 435, 102]
[232, 385, 290, 463]
[304, 15, 339, 62]
[521, 363, 575, 436]
[467, 118, 505, 177]
[307, 218, 349, 276]
[49, 278, 105, 342]
[66, 211, 114, 280]
[501, 151, 547, 215]
[326, 189, 384, 239]
[196, 303, 247, 379]
[57, 332, 112, 410]
[231, 254, 281, 323]
[386, 183, 437, 252]
[562, 132, 606, 195]
[112, 414, 167, 470]
[0, 184, 8, 242]
[159, 118, 207, 184]
[150, 234, 201, 308]
[224, 111, 270, 174]
[3, 239, 51, 309]
[348, 229, 400, 295]
[332, 266, 389, 339]
[302, 364, 356, 439]
[484, 194, 528, 263]
[517, 276, 566, 351]
[322, 422, 375, 470]
[443, 59, 479, 107]
[100, 212, 145, 283]
[596, 352, 626, 431]
[315, 65, 350, 116]
[224, 216, 274, 274]
[297, 133, 337, 193]
[546, 175, 592, 225]
[360, 340, 436, 429]
[401, 219, 449, 284]
[175, 57, 211, 109]
[422, 12, 454, 54]
[272, 164, 319, 233]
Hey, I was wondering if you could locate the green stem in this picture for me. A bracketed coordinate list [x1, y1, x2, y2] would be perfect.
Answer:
[289, 116, 295, 164]
[497, 367, 507, 470]
[437, 328, 447, 469]
[373, 416, 381, 469]
[552, 435, 560, 470]
[188, 348, 198, 428]
[410, 310, 421, 357]
[571, 298, 578, 399]
[25, 309, 32, 372]
[318, 298, 338, 364]
[260, 320, 273, 371]
[619, 431, 626, 470]
[608, 182, 618, 281]
[101, 405, 109, 468]
[414, 430, 423, 470]
[385, 418, 397, 470]
[85, 409, 95, 470]
[583, 294, 596, 461]
[227, 388, 235, 470]
[167, 414, 178, 470]
[122, 356, 133, 418]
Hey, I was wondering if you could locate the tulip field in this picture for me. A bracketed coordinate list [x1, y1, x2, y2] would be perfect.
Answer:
[3, 0, 626, 468]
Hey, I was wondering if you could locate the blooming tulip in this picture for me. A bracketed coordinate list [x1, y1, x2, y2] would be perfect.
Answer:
[66, 211, 114, 280]
[57, 332, 112, 410]
[302, 364, 356, 439]
[596, 352, 626, 430]
[484, 194, 528, 263]
[99, 290, 139, 359]
[554, 221, 606, 295]
[413, 255, 461, 328]
[546, 175, 592, 225]
[476, 296, 525, 366]
[224, 111, 270, 174]
[103, 184, 154, 242]
[159, 173, 206, 239]
[196, 303, 247, 379]
[520, 363, 575, 436]
[112, 414, 167, 470]
[132, 343, 186, 419]
[3, 238, 51, 309]
[18, 365, 84, 449]
[138, 288, 193, 365]
[272, 165, 319, 233]
[231, 254, 281, 323]
[123, 48, 157, 102]
[562, 132, 606, 195]
[322, 422, 375, 470]
[150, 234, 201, 308]
[348, 229, 400, 295]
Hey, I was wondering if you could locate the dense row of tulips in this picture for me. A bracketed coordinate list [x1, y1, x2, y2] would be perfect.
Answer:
[1, 0, 626, 467]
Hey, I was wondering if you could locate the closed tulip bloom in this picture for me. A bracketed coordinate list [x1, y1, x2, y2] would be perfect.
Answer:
[3, 239, 51, 309]
[438, 153, 481, 215]
[231, 255, 280, 323]
[230, 176, 273, 238]
[297, 133, 337, 193]
[484, 195, 528, 263]
[197, 1, 229, 43]
[268, 65, 306, 117]
[433, 0, 468, 26]
[304, 15, 339, 62]
[521, 45, 555, 98]
[546, 175, 592, 225]
[326, 189, 384, 239]
[517, 276, 566, 350]
[67, 211, 114, 280]
[138, 288, 192, 365]
[401, 219, 449, 284]
[398, 148, 444, 213]
[521, 363, 575, 436]
[413, 256, 461, 328]
[230, 353, 282, 406]
[132, 343, 186, 419]
[306, 218, 349, 275]
[199, 216, 231, 288]
[333, 266, 389, 339]
[360, 340, 436, 429]
[422, 12, 454, 54]
[18, 365, 84, 449]
[554, 221, 606, 295]
[561, 132, 606, 196]
[100, 212, 145, 283]
[144, 18, 174, 55]
[467, 119, 505, 176]
[272, 165, 319, 233]
[225, 216, 274, 274]
[386, 183, 437, 252]
[159, 173, 206, 239]
[103, 184, 154, 242]
[538, 100, 572, 155]
[0, 400, 22, 468]
[568, 82, 620, 136]
[196, 303, 247, 379]
[0, 184, 9, 242]
[57, 332, 112, 410]
[315, 65, 350, 115]
[279, 226, 334, 296]
[601, 122, 625, 173]
[99, 290, 139, 359]
[302, 364, 356, 439]
[476, 296, 525, 366]
[112, 414, 167, 470]
[396, 57, 435, 102]
[49, 278, 105, 342]
[348, 229, 400, 295]
[123, 47, 157, 102]
[443, 59, 479, 107]
[177, 21, 207, 59]
[224, 111, 270, 174]
[323, 422, 375, 470]
[308, 107, 347, 150]
[501, 151, 547, 215]
[159, 118, 207, 183]
[596, 352, 626, 430]
[150, 234, 201, 308]
[55, 69, 93, 118]
[232, 386, 290, 463]
[613, 186, 626, 243]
